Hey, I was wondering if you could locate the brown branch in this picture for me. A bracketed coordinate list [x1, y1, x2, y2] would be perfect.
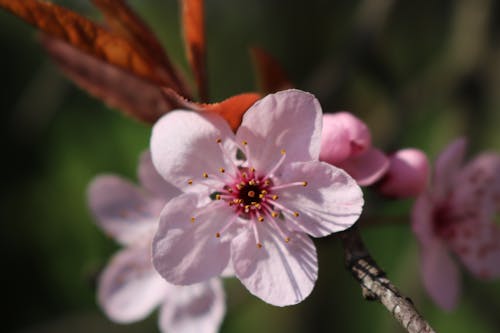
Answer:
[339, 226, 436, 333]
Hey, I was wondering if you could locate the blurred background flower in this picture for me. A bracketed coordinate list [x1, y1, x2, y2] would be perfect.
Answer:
[1, 0, 499, 332]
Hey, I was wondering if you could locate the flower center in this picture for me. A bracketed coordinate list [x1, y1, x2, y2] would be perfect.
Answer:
[190, 138, 308, 248]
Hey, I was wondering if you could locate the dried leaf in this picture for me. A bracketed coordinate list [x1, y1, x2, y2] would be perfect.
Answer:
[91, 0, 191, 97]
[251, 46, 293, 94]
[0, 0, 180, 90]
[42, 36, 175, 123]
[182, 0, 208, 101]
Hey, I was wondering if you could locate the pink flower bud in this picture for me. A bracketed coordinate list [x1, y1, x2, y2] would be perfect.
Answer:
[378, 148, 429, 198]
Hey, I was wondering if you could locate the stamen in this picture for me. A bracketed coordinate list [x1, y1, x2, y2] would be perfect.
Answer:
[202, 172, 208, 178]
[216, 214, 239, 238]
[215, 232, 221, 238]
[252, 222, 263, 249]
[188, 179, 193, 185]
[219, 167, 225, 173]
[241, 140, 252, 164]
[190, 217, 196, 223]
[272, 194, 279, 200]
[271, 181, 308, 191]
[267, 148, 287, 177]
[264, 207, 291, 244]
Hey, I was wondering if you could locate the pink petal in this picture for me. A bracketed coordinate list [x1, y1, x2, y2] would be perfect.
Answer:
[447, 220, 500, 280]
[420, 240, 461, 311]
[87, 175, 159, 246]
[138, 150, 181, 200]
[236, 89, 322, 175]
[411, 193, 436, 246]
[150, 110, 236, 193]
[152, 193, 232, 285]
[231, 223, 318, 306]
[98, 246, 167, 323]
[159, 279, 225, 333]
[277, 161, 363, 237]
[378, 148, 430, 198]
[337, 148, 390, 186]
[319, 114, 351, 164]
[434, 138, 467, 200]
[327, 112, 371, 156]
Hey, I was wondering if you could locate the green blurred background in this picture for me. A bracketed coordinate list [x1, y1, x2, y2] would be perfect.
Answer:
[1, 0, 499, 332]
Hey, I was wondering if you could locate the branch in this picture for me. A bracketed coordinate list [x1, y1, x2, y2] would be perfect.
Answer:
[339, 226, 436, 333]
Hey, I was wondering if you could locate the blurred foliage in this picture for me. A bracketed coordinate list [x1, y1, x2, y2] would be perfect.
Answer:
[1, 0, 499, 332]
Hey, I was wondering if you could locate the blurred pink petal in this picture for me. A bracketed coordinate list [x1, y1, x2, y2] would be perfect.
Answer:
[319, 114, 351, 164]
[378, 148, 430, 198]
[337, 148, 390, 186]
[330, 112, 371, 156]
[433, 138, 467, 200]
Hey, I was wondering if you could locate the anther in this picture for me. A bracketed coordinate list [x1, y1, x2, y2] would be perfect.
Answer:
[285, 237, 290, 243]
[215, 232, 221, 238]
[302, 181, 308, 187]
[272, 194, 279, 200]
[202, 172, 208, 178]
[190, 217, 196, 223]
[249, 179, 256, 186]
[216, 138, 222, 143]
[188, 179, 193, 185]
[271, 211, 279, 218]
[215, 194, 221, 200]
[281, 149, 286, 155]
[242, 172, 248, 179]
[250, 167, 255, 173]
[257, 243, 263, 249]
[219, 167, 225, 173]
[258, 216, 264, 222]
[264, 179, 271, 186]
[242, 140, 248, 146]
[293, 212, 300, 217]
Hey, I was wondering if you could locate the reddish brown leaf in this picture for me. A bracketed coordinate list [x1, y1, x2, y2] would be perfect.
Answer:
[91, 0, 191, 98]
[251, 46, 293, 94]
[42, 36, 175, 123]
[182, 0, 208, 102]
[162, 88, 261, 131]
[0, 0, 183, 91]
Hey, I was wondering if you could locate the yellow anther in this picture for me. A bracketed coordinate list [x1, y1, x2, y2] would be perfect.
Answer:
[190, 217, 196, 223]
[248, 190, 255, 198]
[215, 194, 221, 200]
[272, 194, 279, 200]
[280, 149, 286, 155]
[215, 232, 221, 238]
[258, 216, 264, 222]
[202, 172, 208, 178]
[250, 167, 255, 173]
[264, 179, 271, 186]
[244, 205, 250, 212]
[302, 181, 308, 187]
[293, 212, 300, 217]
[259, 193, 265, 199]
[285, 237, 290, 243]
[249, 179, 256, 186]
[254, 203, 261, 209]
[257, 243, 263, 249]
[188, 179, 193, 185]
[216, 138, 222, 143]
[242, 140, 248, 146]
[242, 172, 248, 179]
[261, 190, 268, 195]
[219, 167, 225, 173]
[236, 184, 243, 190]
[271, 211, 279, 218]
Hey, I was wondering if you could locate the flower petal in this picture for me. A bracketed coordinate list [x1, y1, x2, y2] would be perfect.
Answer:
[276, 161, 363, 237]
[378, 148, 430, 198]
[153, 193, 232, 285]
[231, 223, 318, 306]
[420, 240, 461, 311]
[447, 220, 500, 280]
[411, 193, 436, 246]
[236, 89, 322, 175]
[319, 114, 351, 164]
[98, 246, 167, 323]
[434, 138, 467, 200]
[159, 279, 225, 333]
[87, 175, 159, 246]
[138, 150, 181, 200]
[150, 110, 236, 192]
[336, 148, 389, 186]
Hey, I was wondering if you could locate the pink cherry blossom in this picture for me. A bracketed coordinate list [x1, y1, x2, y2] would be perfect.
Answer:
[378, 148, 430, 198]
[412, 138, 500, 310]
[320, 112, 389, 186]
[87, 151, 226, 333]
[151, 89, 364, 306]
